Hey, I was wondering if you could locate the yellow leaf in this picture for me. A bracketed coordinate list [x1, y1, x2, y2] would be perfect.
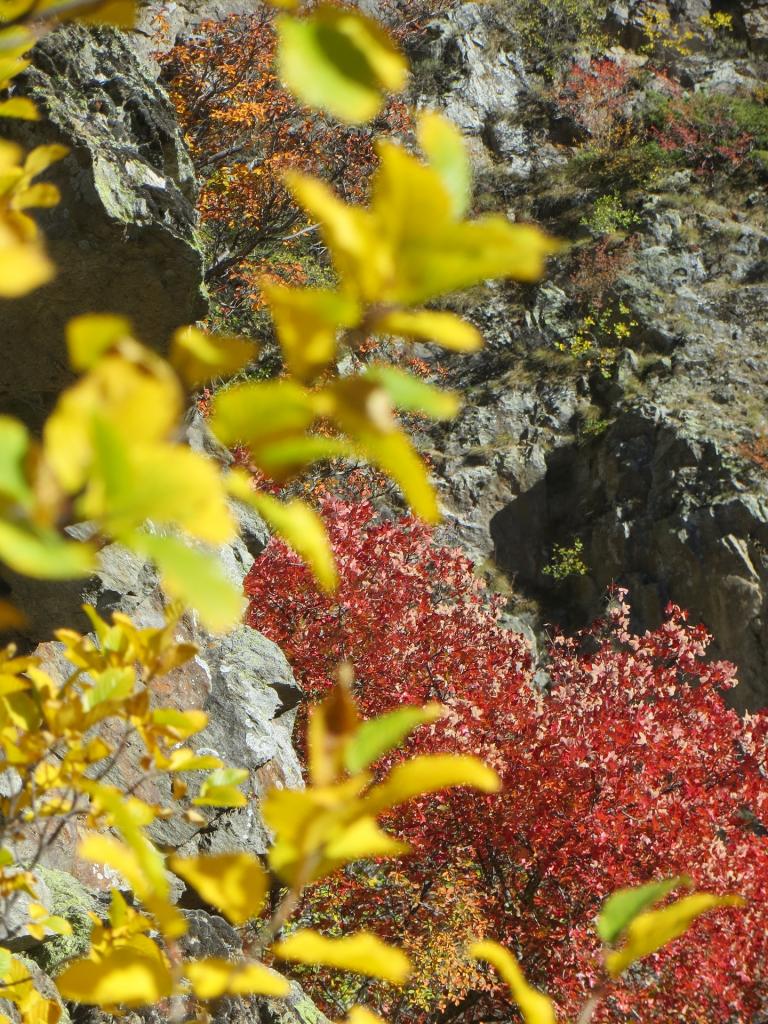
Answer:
[56, 944, 172, 1007]
[164, 748, 223, 772]
[286, 173, 383, 302]
[44, 349, 183, 493]
[169, 853, 268, 926]
[23, 144, 68, 178]
[0, 220, 54, 296]
[185, 958, 290, 1000]
[236, 486, 338, 592]
[324, 816, 409, 862]
[170, 325, 258, 388]
[73, 0, 135, 28]
[356, 430, 439, 523]
[472, 941, 555, 1024]
[0, 96, 37, 119]
[307, 677, 360, 785]
[344, 1007, 388, 1024]
[273, 930, 411, 984]
[605, 893, 745, 977]
[66, 313, 132, 371]
[262, 284, 360, 383]
[11, 182, 60, 209]
[365, 755, 501, 814]
[372, 309, 482, 352]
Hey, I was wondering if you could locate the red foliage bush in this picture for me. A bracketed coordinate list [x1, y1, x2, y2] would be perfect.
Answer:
[556, 58, 633, 145]
[246, 498, 768, 1024]
[569, 235, 638, 307]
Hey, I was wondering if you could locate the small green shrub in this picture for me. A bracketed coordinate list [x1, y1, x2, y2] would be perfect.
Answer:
[581, 192, 639, 234]
[543, 537, 589, 579]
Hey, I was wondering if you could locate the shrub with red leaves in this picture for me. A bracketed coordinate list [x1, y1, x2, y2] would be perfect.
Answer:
[246, 499, 768, 1024]
[556, 58, 633, 145]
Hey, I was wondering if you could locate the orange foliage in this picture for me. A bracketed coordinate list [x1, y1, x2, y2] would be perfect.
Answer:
[161, 11, 411, 307]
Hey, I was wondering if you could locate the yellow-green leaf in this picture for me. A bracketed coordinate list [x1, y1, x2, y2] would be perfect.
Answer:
[56, 945, 172, 1007]
[605, 892, 745, 978]
[472, 941, 556, 1024]
[170, 325, 258, 388]
[211, 379, 317, 450]
[0, 520, 94, 579]
[185, 958, 290, 999]
[66, 313, 132, 371]
[128, 532, 244, 633]
[345, 704, 443, 773]
[0, 416, 32, 505]
[232, 482, 338, 592]
[363, 365, 461, 420]
[170, 853, 267, 926]
[373, 309, 482, 352]
[276, 5, 407, 124]
[597, 877, 691, 945]
[273, 930, 411, 984]
[365, 754, 501, 814]
[82, 666, 136, 711]
[417, 111, 471, 217]
[193, 766, 249, 808]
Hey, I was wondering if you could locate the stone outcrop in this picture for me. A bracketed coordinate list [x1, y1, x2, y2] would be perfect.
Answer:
[409, 0, 768, 710]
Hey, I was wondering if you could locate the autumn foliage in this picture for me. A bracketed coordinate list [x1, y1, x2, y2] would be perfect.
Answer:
[246, 497, 768, 1024]
[161, 12, 410, 310]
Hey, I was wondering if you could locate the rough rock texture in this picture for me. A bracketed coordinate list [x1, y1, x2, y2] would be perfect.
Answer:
[0, 24, 205, 425]
[409, 0, 768, 710]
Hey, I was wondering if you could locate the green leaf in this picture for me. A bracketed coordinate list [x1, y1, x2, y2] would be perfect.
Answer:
[0, 520, 95, 579]
[363, 365, 461, 420]
[276, 5, 408, 124]
[597, 877, 690, 944]
[129, 532, 244, 633]
[417, 111, 471, 218]
[67, 313, 133, 371]
[0, 416, 32, 506]
[346, 704, 443, 774]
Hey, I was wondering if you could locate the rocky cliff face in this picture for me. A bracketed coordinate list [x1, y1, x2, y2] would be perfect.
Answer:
[408, 0, 768, 711]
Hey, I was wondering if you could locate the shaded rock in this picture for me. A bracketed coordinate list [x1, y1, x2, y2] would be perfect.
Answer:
[491, 407, 768, 711]
[0, 24, 205, 426]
